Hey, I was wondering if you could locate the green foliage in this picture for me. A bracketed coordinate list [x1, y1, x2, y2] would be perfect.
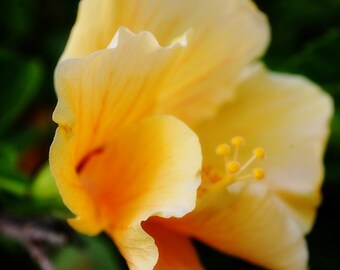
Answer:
[281, 28, 340, 85]
[0, 52, 43, 136]
[31, 163, 60, 200]
[54, 235, 126, 270]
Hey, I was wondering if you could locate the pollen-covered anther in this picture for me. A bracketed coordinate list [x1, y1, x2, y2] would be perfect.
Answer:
[215, 137, 267, 186]
[231, 136, 245, 147]
[253, 148, 266, 159]
[231, 136, 245, 160]
[215, 144, 230, 156]
[253, 168, 265, 180]
[227, 161, 241, 174]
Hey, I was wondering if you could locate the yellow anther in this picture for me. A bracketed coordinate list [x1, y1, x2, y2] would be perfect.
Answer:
[253, 168, 265, 180]
[253, 148, 266, 159]
[214, 137, 267, 189]
[227, 161, 241, 174]
[215, 144, 230, 156]
[231, 136, 245, 147]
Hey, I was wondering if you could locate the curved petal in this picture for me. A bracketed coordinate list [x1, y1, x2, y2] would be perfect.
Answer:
[142, 218, 204, 270]
[54, 27, 185, 165]
[195, 64, 333, 233]
[50, 115, 202, 270]
[61, 0, 270, 124]
[171, 181, 308, 270]
[49, 127, 103, 235]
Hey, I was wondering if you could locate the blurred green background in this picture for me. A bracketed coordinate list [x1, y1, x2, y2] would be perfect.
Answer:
[0, 0, 339, 269]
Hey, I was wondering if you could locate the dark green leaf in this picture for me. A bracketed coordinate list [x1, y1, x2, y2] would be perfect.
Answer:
[0, 51, 43, 136]
[54, 235, 125, 270]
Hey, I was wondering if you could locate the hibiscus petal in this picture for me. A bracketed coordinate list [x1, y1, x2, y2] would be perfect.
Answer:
[142, 218, 204, 270]
[49, 126, 103, 235]
[54, 27, 185, 164]
[61, 0, 270, 124]
[62, 0, 268, 58]
[172, 182, 308, 270]
[196, 64, 333, 233]
[50, 115, 202, 270]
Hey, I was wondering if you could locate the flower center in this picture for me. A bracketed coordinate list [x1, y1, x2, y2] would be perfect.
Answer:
[199, 136, 266, 196]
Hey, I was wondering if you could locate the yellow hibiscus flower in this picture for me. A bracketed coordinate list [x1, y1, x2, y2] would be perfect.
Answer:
[50, 0, 333, 270]
[50, 29, 203, 270]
